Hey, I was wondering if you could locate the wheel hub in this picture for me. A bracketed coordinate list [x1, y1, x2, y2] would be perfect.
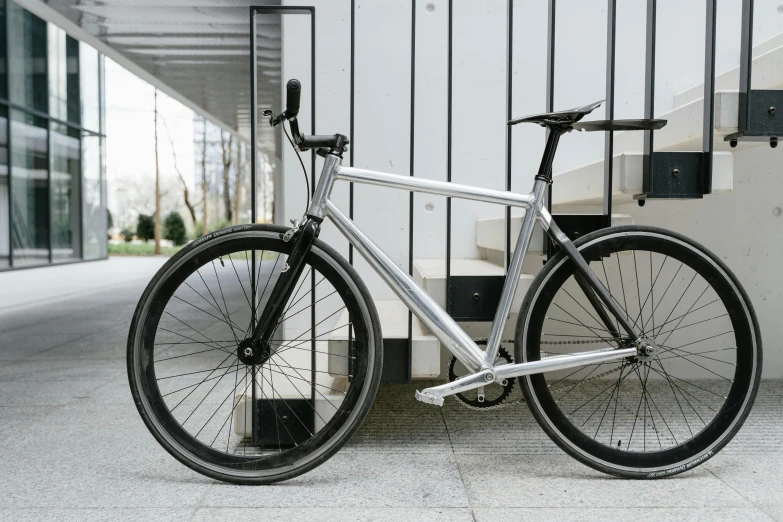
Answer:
[634, 338, 658, 362]
[237, 338, 272, 365]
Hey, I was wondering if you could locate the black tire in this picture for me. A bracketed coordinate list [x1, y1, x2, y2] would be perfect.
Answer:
[127, 224, 383, 484]
[516, 225, 762, 478]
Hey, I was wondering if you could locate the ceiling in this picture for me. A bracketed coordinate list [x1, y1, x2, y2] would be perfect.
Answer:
[39, 0, 282, 151]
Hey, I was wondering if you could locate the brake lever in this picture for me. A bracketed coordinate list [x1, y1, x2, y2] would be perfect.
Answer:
[263, 109, 287, 127]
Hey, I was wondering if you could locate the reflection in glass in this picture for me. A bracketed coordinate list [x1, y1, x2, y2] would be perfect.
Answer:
[0, 105, 9, 268]
[8, 3, 48, 113]
[51, 122, 80, 261]
[48, 25, 80, 125]
[10, 110, 49, 266]
[80, 43, 100, 133]
[82, 133, 105, 260]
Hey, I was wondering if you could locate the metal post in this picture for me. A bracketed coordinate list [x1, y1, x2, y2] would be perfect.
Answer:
[505, 0, 513, 271]
[738, 0, 754, 132]
[408, 0, 416, 357]
[249, 7, 259, 444]
[603, 0, 616, 224]
[544, 0, 555, 253]
[642, 0, 657, 194]
[445, 0, 452, 314]
[702, 0, 717, 193]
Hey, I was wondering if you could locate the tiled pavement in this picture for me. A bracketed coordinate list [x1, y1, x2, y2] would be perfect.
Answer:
[1, 260, 782, 521]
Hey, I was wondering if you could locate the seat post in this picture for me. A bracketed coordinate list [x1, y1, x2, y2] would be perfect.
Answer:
[535, 128, 565, 183]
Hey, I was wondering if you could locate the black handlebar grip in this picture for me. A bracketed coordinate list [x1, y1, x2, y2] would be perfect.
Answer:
[286, 79, 301, 118]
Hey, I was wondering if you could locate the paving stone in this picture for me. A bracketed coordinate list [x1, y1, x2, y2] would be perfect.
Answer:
[0, 508, 196, 522]
[473, 507, 775, 521]
[200, 453, 468, 508]
[706, 454, 783, 508]
[192, 507, 473, 522]
[456, 453, 752, 508]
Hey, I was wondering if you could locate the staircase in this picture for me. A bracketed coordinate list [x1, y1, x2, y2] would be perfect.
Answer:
[323, 31, 783, 380]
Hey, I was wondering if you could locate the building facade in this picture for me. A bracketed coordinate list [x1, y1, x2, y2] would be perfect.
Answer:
[0, 0, 106, 270]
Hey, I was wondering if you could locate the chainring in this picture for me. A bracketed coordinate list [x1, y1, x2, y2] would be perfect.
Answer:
[447, 346, 515, 409]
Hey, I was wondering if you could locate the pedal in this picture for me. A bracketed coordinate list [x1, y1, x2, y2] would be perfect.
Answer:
[415, 390, 444, 407]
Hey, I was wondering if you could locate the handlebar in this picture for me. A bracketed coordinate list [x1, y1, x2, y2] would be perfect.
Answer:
[285, 79, 301, 119]
[269, 78, 348, 155]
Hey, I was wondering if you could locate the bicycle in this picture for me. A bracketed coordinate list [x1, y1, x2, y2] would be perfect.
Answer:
[128, 79, 762, 484]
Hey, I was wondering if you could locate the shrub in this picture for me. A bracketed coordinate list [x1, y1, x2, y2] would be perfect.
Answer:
[163, 212, 187, 246]
[136, 214, 155, 242]
[194, 221, 206, 238]
[209, 219, 231, 233]
[120, 228, 134, 242]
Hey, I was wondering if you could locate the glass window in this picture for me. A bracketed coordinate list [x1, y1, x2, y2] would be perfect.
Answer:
[10, 110, 49, 267]
[80, 43, 100, 133]
[0, 0, 7, 101]
[50, 122, 80, 261]
[0, 105, 9, 268]
[82, 133, 105, 260]
[8, 3, 48, 113]
[48, 26, 79, 125]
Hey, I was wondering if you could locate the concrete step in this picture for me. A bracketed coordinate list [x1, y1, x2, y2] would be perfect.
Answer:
[475, 213, 634, 255]
[412, 258, 534, 314]
[550, 152, 733, 208]
[327, 299, 441, 379]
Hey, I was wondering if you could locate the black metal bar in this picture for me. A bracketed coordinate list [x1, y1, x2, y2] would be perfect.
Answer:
[505, 0, 513, 271]
[603, 0, 616, 224]
[544, 0, 555, 252]
[643, 0, 657, 192]
[5, 1, 12, 268]
[249, 7, 259, 444]
[445, 0, 452, 314]
[0, 98, 104, 136]
[309, 6, 317, 406]
[349, 0, 355, 266]
[738, 0, 754, 131]
[408, 0, 416, 348]
[347, 0, 355, 383]
[702, 0, 717, 194]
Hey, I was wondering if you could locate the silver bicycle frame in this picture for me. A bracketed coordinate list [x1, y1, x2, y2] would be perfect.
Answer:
[306, 154, 640, 406]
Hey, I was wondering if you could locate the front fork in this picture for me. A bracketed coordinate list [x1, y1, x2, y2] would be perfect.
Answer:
[248, 217, 321, 348]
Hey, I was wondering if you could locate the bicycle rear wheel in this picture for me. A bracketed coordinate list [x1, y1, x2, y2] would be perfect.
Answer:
[127, 225, 382, 484]
[517, 226, 761, 478]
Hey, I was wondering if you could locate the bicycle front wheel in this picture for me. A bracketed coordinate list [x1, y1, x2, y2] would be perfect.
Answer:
[127, 225, 382, 484]
[517, 226, 761, 478]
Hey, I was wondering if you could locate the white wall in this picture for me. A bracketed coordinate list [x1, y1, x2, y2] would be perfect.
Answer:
[280, 0, 783, 376]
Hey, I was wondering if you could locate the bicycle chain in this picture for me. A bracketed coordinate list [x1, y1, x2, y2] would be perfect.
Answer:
[451, 338, 674, 445]
[449, 338, 620, 412]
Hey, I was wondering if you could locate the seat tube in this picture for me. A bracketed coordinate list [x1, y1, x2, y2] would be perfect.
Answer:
[484, 179, 548, 366]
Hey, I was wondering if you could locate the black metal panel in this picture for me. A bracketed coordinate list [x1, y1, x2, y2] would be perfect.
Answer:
[640, 0, 715, 199]
[547, 214, 607, 258]
[640, 151, 706, 199]
[381, 338, 411, 384]
[727, 90, 783, 140]
[447, 275, 506, 322]
[255, 398, 315, 448]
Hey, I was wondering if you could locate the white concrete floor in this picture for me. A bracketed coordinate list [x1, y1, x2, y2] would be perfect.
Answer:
[0, 258, 782, 521]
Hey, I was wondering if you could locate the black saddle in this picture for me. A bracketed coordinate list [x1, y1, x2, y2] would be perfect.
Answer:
[508, 100, 666, 132]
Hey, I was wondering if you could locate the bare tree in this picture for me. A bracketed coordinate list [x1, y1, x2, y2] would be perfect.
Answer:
[153, 89, 162, 255]
[221, 130, 234, 224]
[233, 143, 243, 224]
[161, 116, 197, 227]
[201, 117, 208, 234]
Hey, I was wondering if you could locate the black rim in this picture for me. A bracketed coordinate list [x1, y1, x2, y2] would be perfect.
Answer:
[132, 234, 371, 472]
[523, 232, 755, 470]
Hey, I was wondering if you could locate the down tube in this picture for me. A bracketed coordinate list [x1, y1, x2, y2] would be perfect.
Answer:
[323, 200, 487, 373]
